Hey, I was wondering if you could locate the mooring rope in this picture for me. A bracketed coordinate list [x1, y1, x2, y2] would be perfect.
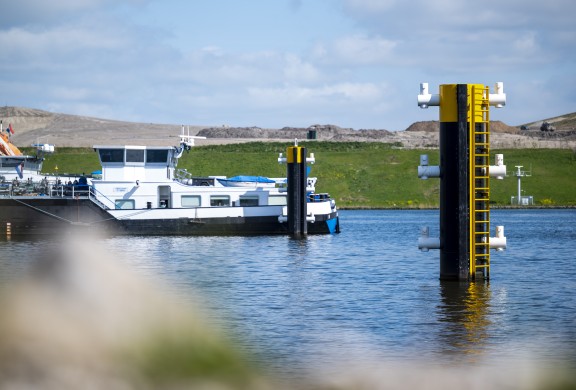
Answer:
[10, 197, 77, 224]
[10, 197, 163, 226]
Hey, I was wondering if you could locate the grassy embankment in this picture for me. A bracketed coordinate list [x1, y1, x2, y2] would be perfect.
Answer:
[30, 142, 576, 208]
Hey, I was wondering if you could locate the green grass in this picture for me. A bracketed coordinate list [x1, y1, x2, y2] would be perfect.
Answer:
[490, 148, 576, 206]
[22, 147, 99, 176]
[32, 142, 576, 208]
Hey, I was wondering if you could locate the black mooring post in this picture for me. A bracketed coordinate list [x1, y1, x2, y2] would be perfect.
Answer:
[439, 84, 470, 280]
[286, 146, 307, 237]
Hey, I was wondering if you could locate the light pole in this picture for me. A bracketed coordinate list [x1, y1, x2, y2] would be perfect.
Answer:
[515, 165, 524, 205]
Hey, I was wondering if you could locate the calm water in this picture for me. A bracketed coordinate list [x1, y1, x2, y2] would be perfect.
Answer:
[1, 209, 575, 378]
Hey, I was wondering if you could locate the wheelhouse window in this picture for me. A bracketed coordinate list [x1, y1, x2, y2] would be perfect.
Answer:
[126, 149, 145, 163]
[239, 196, 259, 206]
[99, 149, 124, 163]
[210, 195, 230, 207]
[181, 195, 201, 207]
[146, 149, 169, 164]
[115, 199, 135, 209]
[268, 195, 287, 206]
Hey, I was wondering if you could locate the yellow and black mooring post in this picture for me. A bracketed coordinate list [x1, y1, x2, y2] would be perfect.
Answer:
[441, 84, 469, 280]
[417, 83, 508, 280]
[286, 143, 308, 237]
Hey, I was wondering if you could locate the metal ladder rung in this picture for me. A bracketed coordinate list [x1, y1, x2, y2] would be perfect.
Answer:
[470, 86, 491, 280]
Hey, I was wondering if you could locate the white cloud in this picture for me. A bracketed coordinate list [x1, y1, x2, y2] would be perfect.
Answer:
[0, 0, 149, 27]
[512, 32, 538, 54]
[343, 0, 398, 14]
[248, 82, 384, 106]
[49, 87, 94, 101]
[200, 46, 225, 57]
[0, 25, 129, 56]
[283, 55, 321, 83]
[333, 35, 397, 65]
[313, 34, 398, 66]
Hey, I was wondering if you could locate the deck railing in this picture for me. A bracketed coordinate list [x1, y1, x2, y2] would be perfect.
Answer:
[1, 178, 116, 210]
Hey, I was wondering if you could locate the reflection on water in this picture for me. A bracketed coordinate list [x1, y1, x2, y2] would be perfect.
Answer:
[437, 282, 492, 359]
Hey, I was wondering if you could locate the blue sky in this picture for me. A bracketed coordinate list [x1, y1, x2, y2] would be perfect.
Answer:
[1, 0, 575, 130]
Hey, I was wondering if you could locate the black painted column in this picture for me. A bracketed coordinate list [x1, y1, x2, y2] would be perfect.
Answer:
[286, 146, 307, 237]
[439, 84, 470, 280]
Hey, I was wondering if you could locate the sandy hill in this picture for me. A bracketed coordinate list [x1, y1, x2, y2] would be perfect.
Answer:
[521, 112, 576, 131]
[0, 107, 197, 147]
[1, 106, 575, 149]
[405, 120, 520, 133]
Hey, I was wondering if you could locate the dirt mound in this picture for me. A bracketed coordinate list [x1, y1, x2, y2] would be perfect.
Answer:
[522, 112, 576, 130]
[405, 121, 439, 132]
[198, 126, 272, 138]
[0, 107, 192, 147]
[405, 120, 518, 134]
[491, 121, 520, 134]
[0, 106, 55, 133]
[0, 106, 53, 118]
[198, 124, 391, 141]
[523, 129, 576, 141]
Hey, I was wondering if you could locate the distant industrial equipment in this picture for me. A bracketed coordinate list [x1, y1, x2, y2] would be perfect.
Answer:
[511, 165, 533, 205]
[540, 121, 556, 132]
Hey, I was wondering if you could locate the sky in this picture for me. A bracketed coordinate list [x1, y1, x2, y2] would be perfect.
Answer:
[1, 0, 575, 131]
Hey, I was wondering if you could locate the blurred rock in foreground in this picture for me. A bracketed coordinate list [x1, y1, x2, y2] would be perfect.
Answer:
[0, 231, 268, 390]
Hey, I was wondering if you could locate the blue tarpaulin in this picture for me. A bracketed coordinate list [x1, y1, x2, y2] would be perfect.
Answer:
[226, 176, 275, 183]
